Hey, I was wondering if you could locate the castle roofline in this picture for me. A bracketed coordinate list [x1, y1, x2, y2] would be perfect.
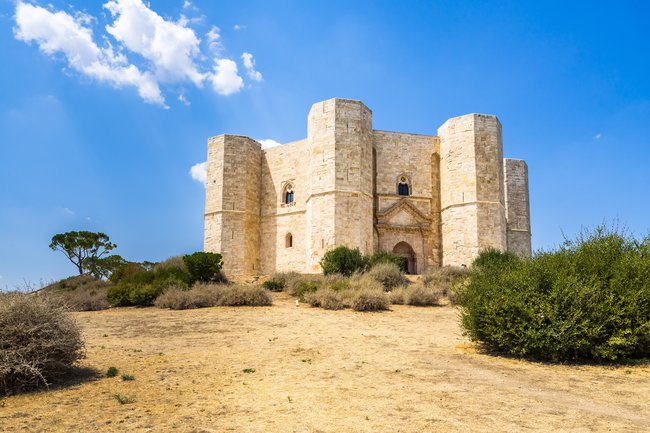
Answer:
[311, 97, 373, 113]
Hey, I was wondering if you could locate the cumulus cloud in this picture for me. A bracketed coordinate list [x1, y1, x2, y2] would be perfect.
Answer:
[13, 0, 260, 106]
[241, 52, 262, 82]
[257, 139, 282, 149]
[190, 161, 207, 185]
[14, 1, 165, 105]
[104, 0, 205, 85]
[594, 133, 602, 140]
[211, 59, 243, 95]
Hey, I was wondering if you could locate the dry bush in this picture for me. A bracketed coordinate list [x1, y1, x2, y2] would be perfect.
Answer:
[153, 256, 188, 273]
[217, 285, 272, 307]
[305, 288, 344, 310]
[349, 273, 384, 292]
[367, 262, 408, 291]
[155, 283, 272, 309]
[350, 289, 390, 312]
[284, 274, 323, 299]
[322, 273, 352, 292]
[404, 284, 443, 306]
[389, 286, 407, 305]
[422, 266, 470, 296]
[58, 289, 110, 311]
[41, 275, 110, 312]
[0, 293, 85, 395]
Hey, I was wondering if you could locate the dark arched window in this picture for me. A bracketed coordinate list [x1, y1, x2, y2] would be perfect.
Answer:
[397, 176, 410, 196]
[285, 233, 293, 248]
[283, 183, 295, 205]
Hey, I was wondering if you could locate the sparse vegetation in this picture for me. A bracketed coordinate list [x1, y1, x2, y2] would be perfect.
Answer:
[154, 284, 272, 310]
[113, 394, 136, 404]
[350, 289, 390, 312]
[457, 226, 650, 362]
[121, 374, 135, 381]
[0, 293, 85, 395]
[106, 367, 119, 378]
[41, 275, 111, 311]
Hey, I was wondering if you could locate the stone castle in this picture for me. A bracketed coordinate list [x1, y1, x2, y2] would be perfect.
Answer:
[204, 98, 531, 275]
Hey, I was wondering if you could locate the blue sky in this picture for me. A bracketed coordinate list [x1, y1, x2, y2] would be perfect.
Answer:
[1, 0, 649, 288]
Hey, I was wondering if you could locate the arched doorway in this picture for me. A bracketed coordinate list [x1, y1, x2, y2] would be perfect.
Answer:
[393, 241, 417, 274]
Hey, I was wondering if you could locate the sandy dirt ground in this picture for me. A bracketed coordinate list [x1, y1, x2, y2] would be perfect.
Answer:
[1, 293, 649, 433]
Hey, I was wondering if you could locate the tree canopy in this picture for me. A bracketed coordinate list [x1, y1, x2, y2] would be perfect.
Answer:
[49, 231, 117, 277]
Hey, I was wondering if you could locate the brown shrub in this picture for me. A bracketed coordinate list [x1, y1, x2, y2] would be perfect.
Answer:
[350, 289, 390, 312]
[422, 266, 470, 296]
[404, 284, 443, 306]
[41, 275, 110, 312]
[305, 288, 344, 310]
[154, 283, 272, 309]
[367, 262, 408, 291]
[153, 256, 188, 273]
[389, 287, 407, 305]
[217, 285, 272, 307]
[0, 293, 85, 395]
[284, 274, 323, 296]
[349, 274, 385, 292]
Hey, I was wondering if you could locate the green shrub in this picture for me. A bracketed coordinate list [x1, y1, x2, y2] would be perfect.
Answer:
[106, 367, 119, 378]
[293, 280, 321, 301]
[106, 283, 132, 307]
[457, 226, 650, 362]
[109, 262, 149, 283]
[350, 289, 390, 312]
[367, 250, 407, 270]
[320, 246, 367, 276]
[366, 262, 408, 291]
[0, 293, 85, 395]
[121, 374, 135, 381]
[127, 285, 163, 307]
[262, 279, 284, 292]
[323, 274, 352, 292]
[153, 256, 191, 286]
[183, 252, 224, 283]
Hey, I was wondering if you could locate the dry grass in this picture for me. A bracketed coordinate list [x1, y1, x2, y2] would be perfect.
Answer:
[41, 275, 110, 311]
[1, 295, 649, 432]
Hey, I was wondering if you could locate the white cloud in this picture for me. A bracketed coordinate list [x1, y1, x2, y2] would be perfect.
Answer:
[13, 0, 260, 106]
[210, 58, 243, 95]
[104, 0, 205, 85]
[206, 25, 222, 52]
[178, 93, 190, 106]
[62, 207, 75, 216]
[13, 1, 165, 105]
[257, 139, 282, 149]
[190, 161, 207, 185]
[594, 133, 602, 140]
[233, 24, 245, 31]
[241, 52, 262, 82]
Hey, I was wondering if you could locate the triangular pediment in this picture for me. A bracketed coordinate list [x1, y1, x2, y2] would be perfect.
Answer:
[376, 199, 431, 228]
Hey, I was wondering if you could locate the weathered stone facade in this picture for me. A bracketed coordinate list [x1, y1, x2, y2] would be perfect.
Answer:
[204, 98, 531, 275]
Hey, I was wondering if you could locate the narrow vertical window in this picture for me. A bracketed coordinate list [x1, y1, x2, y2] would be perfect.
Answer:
[283, 183, 295, 205]
[285, 233, 293, 248]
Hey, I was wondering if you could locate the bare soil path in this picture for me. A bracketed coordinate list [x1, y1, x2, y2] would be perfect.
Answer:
[1, 294, 649, 432]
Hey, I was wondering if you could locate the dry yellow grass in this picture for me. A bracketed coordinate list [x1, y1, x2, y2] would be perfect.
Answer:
[1, 293, 649, 432]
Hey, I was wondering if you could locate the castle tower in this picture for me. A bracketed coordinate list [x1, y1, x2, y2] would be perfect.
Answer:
[204, 135, 261, 275]
[504, 159, 532, 256]
[305, 98, 374, 271]
[438, 114, 507, 266]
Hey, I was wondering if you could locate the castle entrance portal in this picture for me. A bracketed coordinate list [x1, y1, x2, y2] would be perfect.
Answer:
[393, 241, 417, 274]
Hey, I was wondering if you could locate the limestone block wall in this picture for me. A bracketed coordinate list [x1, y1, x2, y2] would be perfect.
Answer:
[504, 159, 532, 256]
[259, 139, 310, 274]
[305, 98, 374, 272]
[204, 135, 261, 275]
[439, 114, 507, 266]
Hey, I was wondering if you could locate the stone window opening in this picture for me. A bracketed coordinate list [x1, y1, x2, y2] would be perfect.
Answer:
[397, 175, 411, 196]
[285, 233, 293, 248]
[282, 183, 295, 206]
